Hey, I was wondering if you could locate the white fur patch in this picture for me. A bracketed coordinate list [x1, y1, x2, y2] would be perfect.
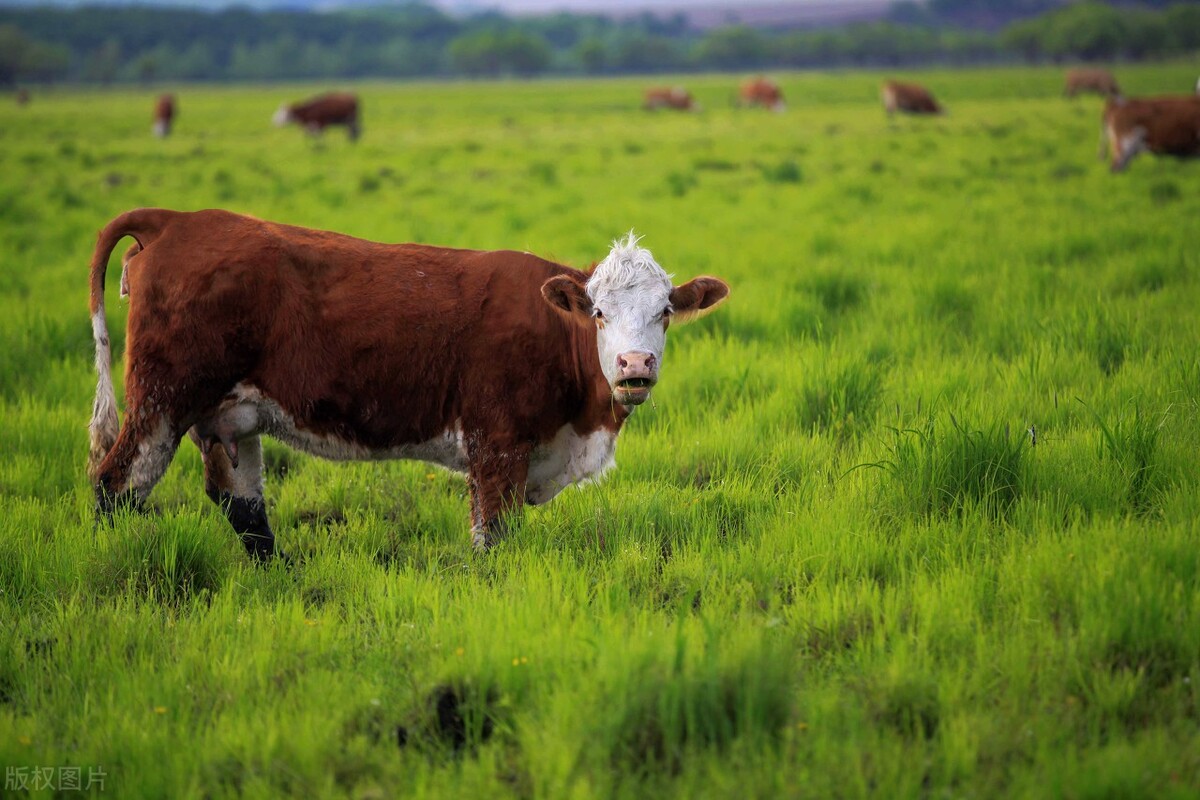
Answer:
[89, 310, 119, 473]
[129, 417, 178, 499]
[586, 233, 673, 387]
[526, 425, 618, 505]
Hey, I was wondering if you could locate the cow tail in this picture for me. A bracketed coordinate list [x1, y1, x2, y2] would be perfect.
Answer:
[87, 208, 170, 478]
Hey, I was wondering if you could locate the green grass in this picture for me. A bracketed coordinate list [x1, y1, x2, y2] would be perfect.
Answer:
[1, 64, 1200, 798]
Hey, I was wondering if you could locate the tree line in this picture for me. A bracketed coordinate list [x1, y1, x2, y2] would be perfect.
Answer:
[1, 1, 1197, 87]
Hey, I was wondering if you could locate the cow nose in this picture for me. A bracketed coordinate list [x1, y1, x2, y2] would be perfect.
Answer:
[617, 352, 657, 378]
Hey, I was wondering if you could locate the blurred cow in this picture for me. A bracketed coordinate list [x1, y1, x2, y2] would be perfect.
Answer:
[153, 94, 175, 138]
[881, 80, 943, 116]
[15, 88, 30, 106]
[1100, 95, 1200, 172]
[274, 92, 360, 141]
[644, 87, 696, 112]
[1065, 68, 1120, 98]
[739, 77, 784, 112]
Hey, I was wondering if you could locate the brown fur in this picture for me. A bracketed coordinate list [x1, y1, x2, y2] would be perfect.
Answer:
[87, 208, 728, 553]
[1065, 68, 1120, 98]
[281, 92, 360, 140]
[643, 87, 695, 111]
[739, 78, 784, 110]
[1101, 95, 1200, 172]
[154, 94, 175, 136]
[882, 80, 942, 116]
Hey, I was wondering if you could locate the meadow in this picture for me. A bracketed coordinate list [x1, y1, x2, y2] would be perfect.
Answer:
[1, 64, 1199, 798]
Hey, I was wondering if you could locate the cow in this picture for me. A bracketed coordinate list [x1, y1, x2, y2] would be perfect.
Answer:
[274, 92, 360, 141]
[1100, 95, 1200, 172]
[644, 87, 697, 111]
[153, 94, 175, 138]
[86, 209, 730, 558]
[15, 88, 30, 106]
[881, 80, 943, 117]
[1065, 68, 1120, 99]
[739, 77, 784, 112]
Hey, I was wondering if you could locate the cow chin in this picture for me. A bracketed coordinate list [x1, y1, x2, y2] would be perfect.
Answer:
[613, 382, 654, 406]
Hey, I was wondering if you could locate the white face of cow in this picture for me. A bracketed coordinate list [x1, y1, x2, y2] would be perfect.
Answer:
[541, 233, 730, 407]
[272, 105, 293, 127]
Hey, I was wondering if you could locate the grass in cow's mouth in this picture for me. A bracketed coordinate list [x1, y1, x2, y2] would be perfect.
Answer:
[619, 378, 653, 389]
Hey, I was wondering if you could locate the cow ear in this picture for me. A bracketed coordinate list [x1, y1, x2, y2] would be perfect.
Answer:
[669, 277, 730, 324]
[541, 275, 593, 322]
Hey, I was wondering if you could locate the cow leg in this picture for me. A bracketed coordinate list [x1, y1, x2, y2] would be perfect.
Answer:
[466, 443, 530, 552]
[94, 412, 181, 517]
[188, 428, 279, 561]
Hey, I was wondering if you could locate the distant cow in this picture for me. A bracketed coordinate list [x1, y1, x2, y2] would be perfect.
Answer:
[739, 77, 784, 111]
[1101, 95, 1200, 172]
[87, 209, 730, 557]
[881, 80, 943, 116]
[153, 94, 175, 138]
[274, 92, 360, 141]
[644, 87, 696, 111]
[1065, 68, 1120, 98]
[15, 88, 30, 106]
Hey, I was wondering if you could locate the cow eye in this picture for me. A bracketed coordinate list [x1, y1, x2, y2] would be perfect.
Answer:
[662, 306, 674, 318]
[592, 308, 604, 320]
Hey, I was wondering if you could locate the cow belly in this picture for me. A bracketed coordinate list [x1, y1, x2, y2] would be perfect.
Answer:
[211, 383, 469, 471]
[526, 425, 617, 505]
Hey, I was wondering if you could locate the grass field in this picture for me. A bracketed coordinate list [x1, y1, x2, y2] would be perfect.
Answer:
[2, 64, 1199, 798]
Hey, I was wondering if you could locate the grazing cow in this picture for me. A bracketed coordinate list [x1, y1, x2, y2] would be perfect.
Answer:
[644, 87, 697, 111]
[881, 80, 943, 116]
[15, 88, 30, 106]
[1065, 68, 1120, 98]
[739, 77, 785, 111]
[1100, 95, 1200, 172]
[87, 209, 730, 557]
[274, 92, 360, 141]
[153, 94, 175, 138]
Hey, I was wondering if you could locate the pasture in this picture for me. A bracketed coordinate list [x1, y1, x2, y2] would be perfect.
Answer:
[1, 64, 1199, 797]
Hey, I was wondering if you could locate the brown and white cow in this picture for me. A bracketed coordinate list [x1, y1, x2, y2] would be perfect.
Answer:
[1100, 95, 1200, 172]
[881, 80, 942, 117]
[87, 209, 730, 557]
[739, 77, 784, 112]
[274, 92, 360, 141]
[644, 87, 697, 111]
[1065, 68, 1120, 99]
[153, 94, 175, 138]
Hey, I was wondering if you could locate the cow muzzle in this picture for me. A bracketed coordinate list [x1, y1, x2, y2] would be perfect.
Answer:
[614, 352, 658, 406]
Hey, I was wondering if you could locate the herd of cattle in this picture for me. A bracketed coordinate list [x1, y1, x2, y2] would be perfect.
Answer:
[14, 69, 1194, 173]
[639, 71, 1200, 172]
[14, 67, 1190, 556]
[142, 90, 361, 140]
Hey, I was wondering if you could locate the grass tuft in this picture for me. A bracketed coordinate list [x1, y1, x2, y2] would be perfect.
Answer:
[863, 412, 1028, 521]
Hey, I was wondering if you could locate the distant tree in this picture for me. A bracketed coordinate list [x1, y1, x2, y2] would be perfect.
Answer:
[610, 34, 683, 73]
[574, 36, 608, 74]
[448, 29, 551, 77]
[1164, 3, 1200, 52]
[84, 38, 123, 84]
[693, 25, 769, 69]
[0, 24, 68, 85]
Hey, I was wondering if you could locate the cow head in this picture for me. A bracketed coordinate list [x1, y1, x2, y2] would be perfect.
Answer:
[541, 233, 729, 407]
[272, 105, 294, 127]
